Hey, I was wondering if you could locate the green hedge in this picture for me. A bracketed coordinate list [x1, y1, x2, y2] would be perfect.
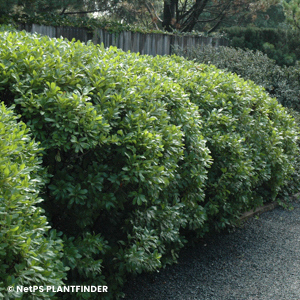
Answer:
[142, 54, 299, 227]
[0, 30, 298, 299]
[0, 102, 66, 299]
[173, 45, 300, 112]
[222, 26, 300, 66]
[173, 44, 300, 199]
[0, 30, 211, 298]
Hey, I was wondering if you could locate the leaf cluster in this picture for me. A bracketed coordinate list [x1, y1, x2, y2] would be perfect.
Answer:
[0, 102, 66, 299]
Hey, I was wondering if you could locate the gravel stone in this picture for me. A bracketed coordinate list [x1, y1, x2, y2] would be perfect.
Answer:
[123, 201, 300, 300]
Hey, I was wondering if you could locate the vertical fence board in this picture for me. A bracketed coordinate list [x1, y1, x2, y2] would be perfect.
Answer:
[100, 29, 105, 47]
[144, 34, 150, 55]
[155, 34, 161, 56]
[31, 24, 40, 35]
[138, 33, 144, 54]
[131, 32, 138, 53]
[118, 31, 123, 49]
[123, 31, 131, 52]
[45, 25, 56, 38]
[164, 35, 171, 55]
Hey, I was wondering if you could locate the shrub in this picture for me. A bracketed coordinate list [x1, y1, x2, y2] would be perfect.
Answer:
[173, 45, 300, 198]
[0, 29, 298, 298]
[0, 102, 66, 299]
[0, 30, 211, 299]
[142, 54, 299, 229]
[173, 45, 279, 89]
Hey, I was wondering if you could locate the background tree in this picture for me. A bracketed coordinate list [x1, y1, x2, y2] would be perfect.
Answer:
[281, 0, 300, 29]
[108, 0, 164, 30]
[235, 3, 286, 28]
[0, 0, 18, 16]
[16, 0, 102, 16]
[161, 0, 279, 32]
[2, 0, 281, 33]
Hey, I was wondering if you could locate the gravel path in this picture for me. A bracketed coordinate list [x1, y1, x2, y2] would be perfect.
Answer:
[123, 201, 300, 300]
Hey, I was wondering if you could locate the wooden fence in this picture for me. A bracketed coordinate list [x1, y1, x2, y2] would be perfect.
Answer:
[19, 23, 229, 56]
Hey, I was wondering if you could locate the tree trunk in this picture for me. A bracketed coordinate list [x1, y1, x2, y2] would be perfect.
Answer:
[162, 0, 178, 31]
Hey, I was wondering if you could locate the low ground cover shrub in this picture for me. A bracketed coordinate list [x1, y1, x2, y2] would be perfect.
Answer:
[0, 102, 66, 299]
[0, 29, 298, 298]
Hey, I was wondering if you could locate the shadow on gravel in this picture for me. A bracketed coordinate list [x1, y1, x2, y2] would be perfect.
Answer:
[123, 202, 300, 300]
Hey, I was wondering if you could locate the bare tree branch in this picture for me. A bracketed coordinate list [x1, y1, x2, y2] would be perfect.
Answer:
[145, 2, 161, 29]
[60, 7, 68, 15]
[208, 13, 226, 33]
